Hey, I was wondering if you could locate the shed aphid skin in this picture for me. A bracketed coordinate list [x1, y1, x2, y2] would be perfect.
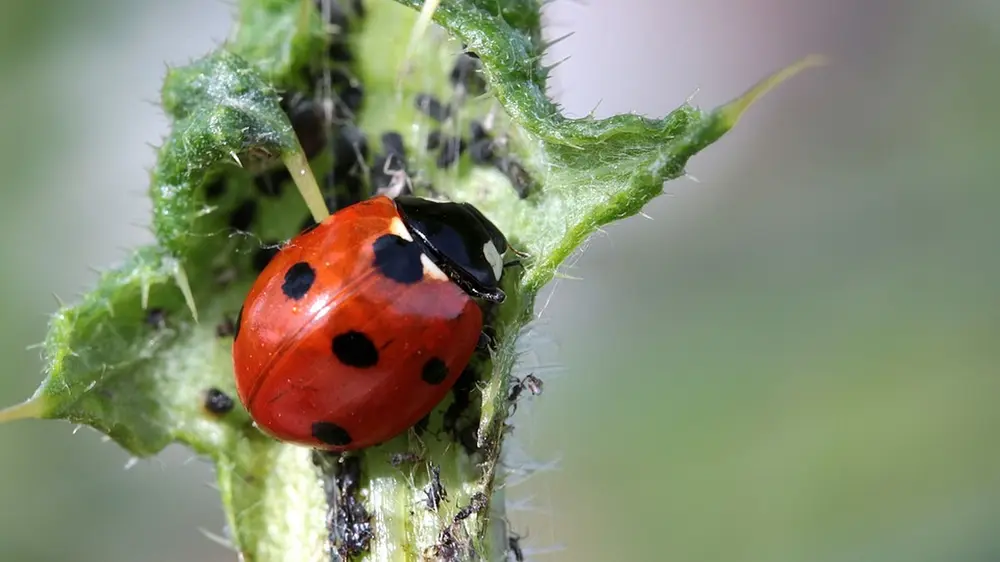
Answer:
[371, 130, 412, 198]
[232, 195, 509, 451]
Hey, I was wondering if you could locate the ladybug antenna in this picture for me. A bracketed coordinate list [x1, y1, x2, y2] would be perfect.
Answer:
[507, 243, 529, 259]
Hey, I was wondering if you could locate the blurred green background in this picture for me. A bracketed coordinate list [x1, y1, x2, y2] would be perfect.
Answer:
[1, 0, 998, 561]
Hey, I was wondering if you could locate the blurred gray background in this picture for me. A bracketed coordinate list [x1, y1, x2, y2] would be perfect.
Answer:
[2, 0, 998, 560]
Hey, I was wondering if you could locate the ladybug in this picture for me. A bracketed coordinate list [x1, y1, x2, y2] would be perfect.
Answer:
[232, 195, 509, 451]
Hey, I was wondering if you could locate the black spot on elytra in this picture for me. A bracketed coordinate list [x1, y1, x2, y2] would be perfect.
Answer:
[436, 136, 467, 168]
[203, 387, 234, 415]
[332, 330, 379, 368]
[415, 93, 450, 121]
[426, 130, 442, 150]
[204, 177, 225, 201]
[252, 242, 281, 273]
[372, 234, 424, 284]
[233, 304, 243, 339]
[469, 138, 495, 164]
[254, 168, 290, 198]
[421, 357, 448, 385]
[229, 199, 257, 231]
[282, 262, 316, 300]
[312, 421, 353, 446]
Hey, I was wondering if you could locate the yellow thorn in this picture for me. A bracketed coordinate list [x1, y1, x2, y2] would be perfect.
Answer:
[283, 149, 330, 224]
[230, 151, 243, 167]
[173, 263, 198, 323]
[718, 54, 828, 128]
[0, 397, 45, 423]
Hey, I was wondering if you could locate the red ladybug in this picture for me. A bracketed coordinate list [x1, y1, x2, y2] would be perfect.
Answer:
[231, 195, 508, 451]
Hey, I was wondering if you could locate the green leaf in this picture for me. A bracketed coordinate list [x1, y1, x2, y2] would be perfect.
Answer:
[1, 0, 819, 560]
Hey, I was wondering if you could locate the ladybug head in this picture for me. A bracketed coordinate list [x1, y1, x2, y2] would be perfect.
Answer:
[394, 196, 509, 303]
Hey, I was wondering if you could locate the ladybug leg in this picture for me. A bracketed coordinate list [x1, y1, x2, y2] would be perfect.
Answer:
[503, 259, 521, 269]
[475, 327, 496, 353]
[475, 300, 500, 354]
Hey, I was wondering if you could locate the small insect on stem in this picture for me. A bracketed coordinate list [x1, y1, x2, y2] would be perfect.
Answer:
[452, 492, 487, 523]
[507, 531, 526, 562]
[389, 451, 423, 467]
[423, 464, 447, 510]
[508, 374, 544, 415]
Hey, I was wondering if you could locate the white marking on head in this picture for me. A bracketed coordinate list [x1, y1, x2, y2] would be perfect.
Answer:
[388, 217, 413, 241]
[420, 254, 449, 281]
[483, 241, 503, 282]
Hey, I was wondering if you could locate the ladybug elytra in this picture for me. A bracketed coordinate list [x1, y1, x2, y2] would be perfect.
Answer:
[231, 195, 508, 451]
